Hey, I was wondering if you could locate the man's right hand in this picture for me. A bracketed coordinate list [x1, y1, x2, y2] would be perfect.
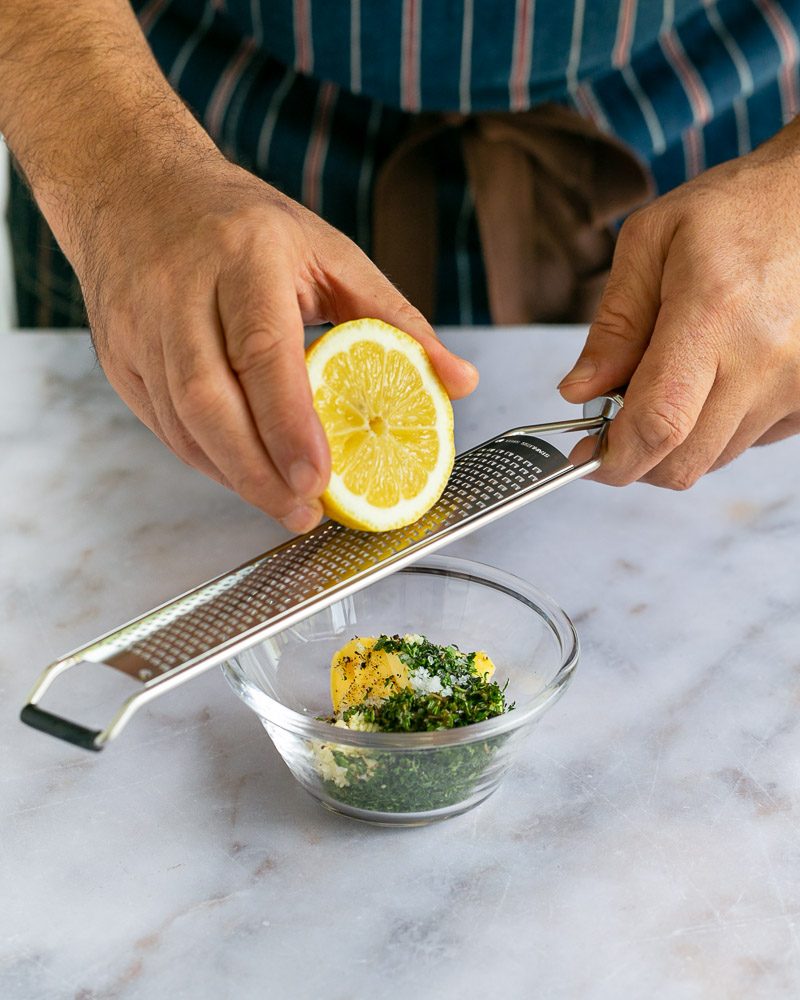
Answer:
[83, 159, 478, 533]
[0, 0, 477, 532]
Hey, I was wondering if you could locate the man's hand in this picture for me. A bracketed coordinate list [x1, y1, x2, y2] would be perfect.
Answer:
[84, 162, 477, 533]
[559, 121, 800, 489]
[0, 0, 477, 532]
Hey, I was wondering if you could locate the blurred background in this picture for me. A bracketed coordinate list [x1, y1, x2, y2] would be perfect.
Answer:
[1, 142, 16, 331]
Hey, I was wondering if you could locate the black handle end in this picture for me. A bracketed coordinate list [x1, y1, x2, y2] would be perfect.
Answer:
[20, 705, 103, 751]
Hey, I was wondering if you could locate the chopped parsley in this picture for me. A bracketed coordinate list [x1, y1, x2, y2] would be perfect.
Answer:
[318, 739, 507, 814]
[341, 679, 510, 732]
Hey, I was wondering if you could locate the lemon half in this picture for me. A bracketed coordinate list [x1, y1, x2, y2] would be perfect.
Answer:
[306, 319, 455, 531]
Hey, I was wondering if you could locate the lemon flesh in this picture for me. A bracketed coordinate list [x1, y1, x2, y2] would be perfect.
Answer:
[306, 319, 455, 531]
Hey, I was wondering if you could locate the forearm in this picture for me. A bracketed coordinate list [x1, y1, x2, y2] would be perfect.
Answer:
[0, 0, 218, 272]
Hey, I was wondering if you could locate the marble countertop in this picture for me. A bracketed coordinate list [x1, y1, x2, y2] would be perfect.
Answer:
[2, 328, 800, 1000]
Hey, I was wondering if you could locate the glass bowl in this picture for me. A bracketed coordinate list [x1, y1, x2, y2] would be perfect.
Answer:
[222, 555, 579, 827]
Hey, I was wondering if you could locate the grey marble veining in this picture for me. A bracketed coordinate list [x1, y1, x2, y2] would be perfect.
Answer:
[2, 329, 800, 1000]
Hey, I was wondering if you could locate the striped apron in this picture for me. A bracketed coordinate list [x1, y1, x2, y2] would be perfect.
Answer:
[8, 0, 800, 327]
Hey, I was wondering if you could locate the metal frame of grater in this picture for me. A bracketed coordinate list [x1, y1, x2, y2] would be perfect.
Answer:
[20, 392, 623, 751]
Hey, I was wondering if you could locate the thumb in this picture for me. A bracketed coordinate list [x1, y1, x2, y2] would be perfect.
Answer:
[558, 210, 670, 403]
[324, 245, 479, 400]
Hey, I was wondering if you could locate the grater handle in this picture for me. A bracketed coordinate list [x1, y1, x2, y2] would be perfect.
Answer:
[582, 390, 624, 423]
[20, 705, 103, 752]
[506, 391, 624, 475]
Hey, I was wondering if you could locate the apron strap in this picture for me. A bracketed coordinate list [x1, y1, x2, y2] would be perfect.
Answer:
[373, 104, 653, 324]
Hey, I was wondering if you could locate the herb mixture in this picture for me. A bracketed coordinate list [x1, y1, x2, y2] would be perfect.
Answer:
[337, 634, 510, 731]
[310, 634, 513, 813]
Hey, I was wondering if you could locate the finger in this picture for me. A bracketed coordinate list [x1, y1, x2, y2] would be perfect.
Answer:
[568, 371, 743, 486]
[110, 368, 164, 440]
[639, 377, 753, 490]
[321, 243, 479, 400]
[558, 209, 673, 403]
[219, 257, 331, 504]
[163, 308, 323, 533]
[708, 409, 800, 472]
[581, 303, 719, 486]
[112, 368, 230, 487]
[753, 411, 800, 447]
[140, 369, 234, 488]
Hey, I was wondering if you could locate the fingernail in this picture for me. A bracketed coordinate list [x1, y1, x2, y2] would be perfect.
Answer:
[558, 359, 597, 388]
[288, 458, 321, 497]
[281, 503, 321, 534]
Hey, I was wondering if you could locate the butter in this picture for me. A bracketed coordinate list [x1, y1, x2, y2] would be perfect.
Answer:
[330, 637, 409, 714]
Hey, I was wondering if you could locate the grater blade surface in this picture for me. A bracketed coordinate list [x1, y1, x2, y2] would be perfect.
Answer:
[74, 431, 570, 684]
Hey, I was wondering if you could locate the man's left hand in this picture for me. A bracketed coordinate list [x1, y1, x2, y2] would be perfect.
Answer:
[559, 120, 800, 489]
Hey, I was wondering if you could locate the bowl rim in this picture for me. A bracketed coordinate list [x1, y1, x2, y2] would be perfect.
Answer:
[222, 554, 579, 749]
